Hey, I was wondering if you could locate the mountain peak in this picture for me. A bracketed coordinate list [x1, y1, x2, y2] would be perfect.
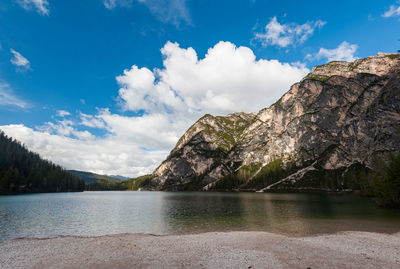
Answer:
[306, 53, 400, 82]
[146, 54, 400, 192]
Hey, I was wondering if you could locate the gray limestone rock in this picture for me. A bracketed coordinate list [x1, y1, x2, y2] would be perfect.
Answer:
[148, 53, 400, 192]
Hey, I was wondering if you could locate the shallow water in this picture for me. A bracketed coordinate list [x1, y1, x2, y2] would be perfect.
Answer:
[0, 191, 399, 242]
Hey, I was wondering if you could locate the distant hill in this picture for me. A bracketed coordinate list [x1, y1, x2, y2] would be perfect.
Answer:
[69, 170, 132, 191]
[0, 131, 85, 194]
[71, 170, 152, 191]
[107, 175, 130, 180]
[68, 170, 124, 184]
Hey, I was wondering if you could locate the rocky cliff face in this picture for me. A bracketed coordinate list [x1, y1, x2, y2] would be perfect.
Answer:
[148, 53, 400, 191]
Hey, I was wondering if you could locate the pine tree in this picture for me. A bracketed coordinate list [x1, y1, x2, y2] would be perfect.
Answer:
[0, 131, 85, 194]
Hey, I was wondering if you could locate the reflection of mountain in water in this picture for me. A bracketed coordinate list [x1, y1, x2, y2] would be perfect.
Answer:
[158, 192, 400, 236]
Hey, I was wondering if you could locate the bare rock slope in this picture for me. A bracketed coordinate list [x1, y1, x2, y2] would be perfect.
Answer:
[148, 53, 400, 191]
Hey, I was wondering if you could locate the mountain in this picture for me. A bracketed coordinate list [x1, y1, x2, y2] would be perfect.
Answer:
[68, 170, 151, 191]
[145, 53, 400, 192]
[0, 132, 85, 194]
[107, 175, 130, 180]
[68, 170, 128, 191]
[68, 170, 125, 184]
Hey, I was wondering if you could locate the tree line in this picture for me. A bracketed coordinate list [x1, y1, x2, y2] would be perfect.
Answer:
[359, 153, 400, 208]
[0, 131, 84, 194]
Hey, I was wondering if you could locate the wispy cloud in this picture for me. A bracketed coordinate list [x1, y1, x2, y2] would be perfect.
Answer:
[104, 0, 131, 9]
[79, 113, 106, 128]
[10, 49, 31, 71]
[56, 110, 71, 117]
[104, 0, 191, 26]
[38, 119, 95, 140]
[0, 81, 28, 109]
[17, 0, 49, 15]
[382, 5, 400, 18]
[307, 41, 358, 62]
[104, 0, 116, 9]
[254, 16, 326, 48]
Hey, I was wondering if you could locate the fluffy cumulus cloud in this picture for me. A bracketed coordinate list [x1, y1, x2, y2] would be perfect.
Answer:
[0, 81, 28, 109]
[17, 0, 49, 15]
[10, 49, 31, 71]
[255, 17, 326, 48]
[0, 124, 161, 176]
[118, 41, 308, 115]
[311, 41, 358, 62]
[104, 0, 191, 26]
[0, 41, 309, 177]
[382, 5, 400, 18]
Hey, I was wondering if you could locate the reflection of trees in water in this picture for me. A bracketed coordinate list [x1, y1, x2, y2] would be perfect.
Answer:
[236, 193, 315, 235]
[299, 193, 334, 218]
[160, 192, 246, 233]
[157, 192, 400, 236]
[159, 192, 316, 234]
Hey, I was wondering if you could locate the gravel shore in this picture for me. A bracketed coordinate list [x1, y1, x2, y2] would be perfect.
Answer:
[1, 231, 399, 268]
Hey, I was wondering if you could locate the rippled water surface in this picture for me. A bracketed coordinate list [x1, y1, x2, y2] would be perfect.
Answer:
[1, 191, 400, 242]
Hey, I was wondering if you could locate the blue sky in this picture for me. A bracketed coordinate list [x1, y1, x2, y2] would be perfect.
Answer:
[0, 0, 399, 176]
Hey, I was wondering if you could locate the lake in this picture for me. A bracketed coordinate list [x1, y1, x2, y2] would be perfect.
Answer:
[1, 191, 400, 242]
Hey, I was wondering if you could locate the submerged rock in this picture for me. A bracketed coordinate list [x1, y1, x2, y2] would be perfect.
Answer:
[147, 53, 400, 191]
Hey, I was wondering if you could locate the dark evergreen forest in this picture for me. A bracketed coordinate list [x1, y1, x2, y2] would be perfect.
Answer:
[0, 131, 84, 194]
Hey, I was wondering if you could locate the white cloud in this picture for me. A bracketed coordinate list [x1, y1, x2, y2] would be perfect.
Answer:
[17, 0, 49, 15]
[104, 0, 191, 26]
[104, 0, 129, 9]
[79, 112, 105, 128]
[0, 41, 309, 177]
[104, 0, 115, 9]
[10, 49, 31, 71]
[0, 81, 28, 109]
[142, 0, 191, 26]
[0, 124, 161, 176]
[382, 5, 400, 18]
[255, 16, 326, 48]
[38, 119, 95, 140]
[56, 110, 71, 117]
[312, 41, 358, 62]
[118, 41, 309, 115]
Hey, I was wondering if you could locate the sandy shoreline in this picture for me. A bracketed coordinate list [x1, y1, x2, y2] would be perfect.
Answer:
[1, 231, 400, 269]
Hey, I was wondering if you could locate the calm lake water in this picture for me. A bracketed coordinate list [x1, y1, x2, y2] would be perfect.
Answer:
[1, 191, 400, 242]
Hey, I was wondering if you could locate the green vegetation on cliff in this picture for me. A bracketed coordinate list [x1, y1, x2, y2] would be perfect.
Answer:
[245, 159, 299, 189]
[304, 74, 330, 82]
[121, 175, 152, 190]
[0, 132, 85, 194]
[210, 158, 301, 191]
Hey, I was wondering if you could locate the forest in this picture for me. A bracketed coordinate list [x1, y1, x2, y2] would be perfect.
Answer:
[0, 131, 85, 194]
[84, 174, 152, 191]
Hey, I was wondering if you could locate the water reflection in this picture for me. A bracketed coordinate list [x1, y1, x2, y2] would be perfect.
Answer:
[158, 192, 400, 236]
[0, 192, 400, 242]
